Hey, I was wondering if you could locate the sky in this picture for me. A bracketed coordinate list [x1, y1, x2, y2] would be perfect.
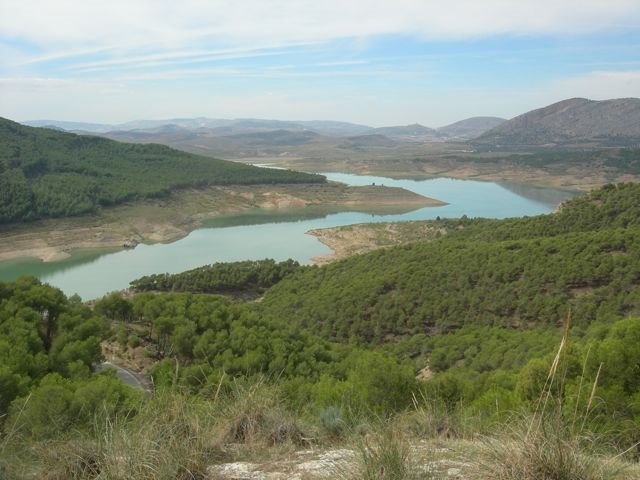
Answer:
[1, 0, 639, 127]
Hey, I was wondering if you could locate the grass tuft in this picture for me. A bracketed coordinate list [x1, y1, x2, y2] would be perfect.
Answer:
[339, 425, 435, 480]
[220, 379, 308, 447]
[471, 413, 632, 480]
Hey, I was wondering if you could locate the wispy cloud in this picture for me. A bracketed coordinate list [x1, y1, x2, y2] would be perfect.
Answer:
[69, 48, 298, 74]
[3, 1, 639, 50]
[550, 70, 640, 99]
[16, 45, 122, 66]
[1, 0, 639, 124]
[314, 60, 370, 67]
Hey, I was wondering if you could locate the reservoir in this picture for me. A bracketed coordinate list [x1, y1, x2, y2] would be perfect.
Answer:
[0, 173, 574, 300]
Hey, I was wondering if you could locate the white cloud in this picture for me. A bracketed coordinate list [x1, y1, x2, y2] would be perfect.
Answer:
[0, 76, 337, 123]
[549, 70, 640, 100]
[2, 1, 639, 59]
[68, 47, 299, 74]
[2, 69, 639, 126]
[315, 60, 370, 67]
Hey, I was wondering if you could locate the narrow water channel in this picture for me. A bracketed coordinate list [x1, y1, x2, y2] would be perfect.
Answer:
[0, 174, 574, 300]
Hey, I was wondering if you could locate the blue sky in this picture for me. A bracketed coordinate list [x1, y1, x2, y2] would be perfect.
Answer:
[1, 0, 639, 127]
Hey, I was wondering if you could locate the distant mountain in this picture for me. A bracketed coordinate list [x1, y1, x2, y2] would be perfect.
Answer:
[226, 129, 322, 146]
[340, 134, 397, 148]
[102, 125, 200, 143]
[438, 117, 506, 140]
[296, 120, 371, 136]
[23, 120, 113, 133]
[372, 123, 440, 138]
[39, 124, 68, 132]
[475, 98, 640, 147]
[115, 117, 232, 131]
[23, 117, 372, 137]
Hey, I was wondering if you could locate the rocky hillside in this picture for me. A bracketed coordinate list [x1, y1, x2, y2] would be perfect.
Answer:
[475, 97, 640, 147]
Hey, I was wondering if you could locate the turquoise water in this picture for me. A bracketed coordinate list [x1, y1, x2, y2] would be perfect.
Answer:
[0, 174, 574, 300]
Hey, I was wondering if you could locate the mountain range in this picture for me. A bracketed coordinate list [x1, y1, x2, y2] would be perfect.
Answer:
[25, 116, 505, 141]
[22, 97, 640, 150]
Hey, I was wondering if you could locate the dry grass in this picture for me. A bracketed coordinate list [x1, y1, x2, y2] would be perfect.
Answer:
[468, 316, 638, 480]
[219, 380, 308, 448]
[337, 427, 426, 480]
[23, 391, 223, 480]
[469, 413, 634, 480]
[398, 395, 464, 441]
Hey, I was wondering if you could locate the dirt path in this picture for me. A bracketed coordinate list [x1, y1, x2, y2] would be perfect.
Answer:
[97, 361, 152, 392]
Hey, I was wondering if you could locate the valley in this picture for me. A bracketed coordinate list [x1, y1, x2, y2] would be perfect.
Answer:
[5, 2, 640, 477]
[237, 150, 639, 190]
[0, 173, 571, 300]
[73, 98, 640, 191]
[2, 99, 640, 479]
[3, 181, 640, 479]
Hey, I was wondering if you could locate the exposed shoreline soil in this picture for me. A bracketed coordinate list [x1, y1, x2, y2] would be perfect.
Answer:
[241, 156, 640, 191]
[0, 182, 441, 264]
[308, 221, 448, 265]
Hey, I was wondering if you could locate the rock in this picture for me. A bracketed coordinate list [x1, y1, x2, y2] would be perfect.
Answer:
[207, 462, 260, 479]
[295, 449, 354, 476]
[207, 449, 356, 480]
[448, 467, 463, 477]
[123, 239, 139, 249]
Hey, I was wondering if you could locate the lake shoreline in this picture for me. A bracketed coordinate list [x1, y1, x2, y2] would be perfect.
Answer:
[237, 156, 638, 192]
[308, 221, 449, 265]
[0, 173, 574, 299]
[0, 182, 440, 264]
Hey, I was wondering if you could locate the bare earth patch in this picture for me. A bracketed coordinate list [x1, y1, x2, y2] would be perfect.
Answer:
[207, 442, 472, 479]
[309, 221, 448, 265]
[243, 155, 640, 191]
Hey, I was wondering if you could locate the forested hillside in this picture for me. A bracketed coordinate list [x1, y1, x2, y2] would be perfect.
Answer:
[254, 183, 640, 442]
[260, 183, 640, 343]
[262, 228, 639, 341]
[0, 278, 415, 440]
[0, 277, 137, 435]
[444, 182, 640, 241]
[0, 118, 324, 224]
[130, 259, 301, 296]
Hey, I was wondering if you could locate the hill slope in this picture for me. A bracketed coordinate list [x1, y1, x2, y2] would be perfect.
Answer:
[475, 97, 640, 147]
[0, 118, 324, 224]
[260, 183, 640, 343]
[372, 123, 440, 139]
[438, 116, 506, 140]
[339, 134, 398, 148]
[225, 129, 322, 146]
